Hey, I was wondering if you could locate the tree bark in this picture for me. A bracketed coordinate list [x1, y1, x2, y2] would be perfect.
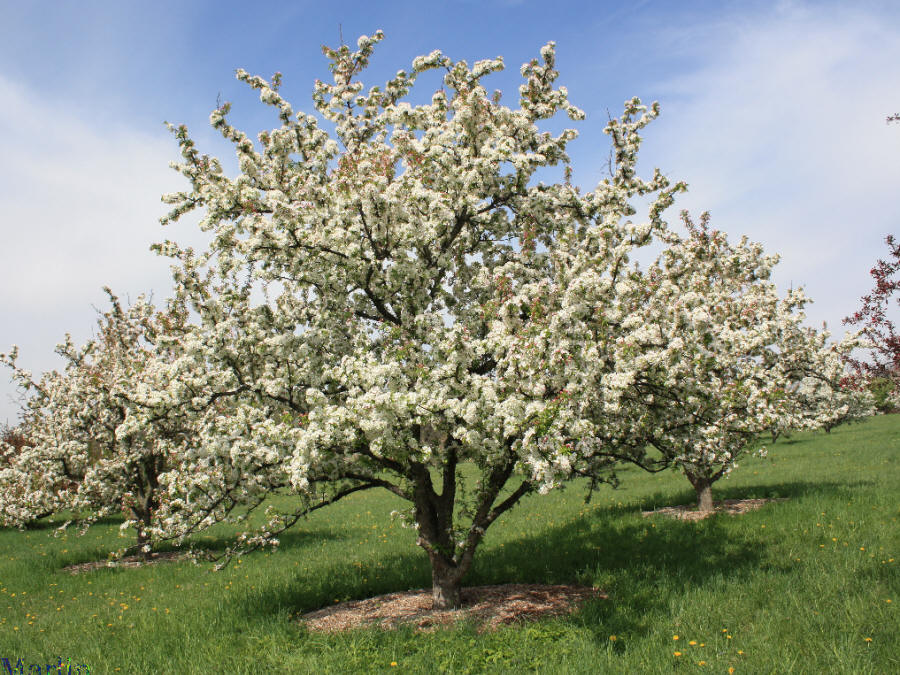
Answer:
[429, 554, 464, 610]
[684, 470, 715, 513]
[134, 510, 152, 559]
[694, 480, 714, 513]
[407, 444, 530, 610]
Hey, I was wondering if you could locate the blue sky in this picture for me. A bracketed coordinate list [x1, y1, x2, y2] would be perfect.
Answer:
[2, 0, 899, 423]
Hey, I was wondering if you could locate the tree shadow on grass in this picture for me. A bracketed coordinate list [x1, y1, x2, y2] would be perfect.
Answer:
[47, 520, 342, 573]
[216, 476, 883, 637]
[469, 510, 762, 637]
[637, 478, 876, 513]
[234, 507, 756, 640]
[236, 548, 432, 621]
[19, 512, 124, 531]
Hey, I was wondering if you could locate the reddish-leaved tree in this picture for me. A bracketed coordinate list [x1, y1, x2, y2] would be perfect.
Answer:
[844, 235, 900, 408]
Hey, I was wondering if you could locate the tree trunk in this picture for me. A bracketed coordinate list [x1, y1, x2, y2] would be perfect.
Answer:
[430, 555, 464, 610]
[408, 446, 527, 610]
[132, 507, 153, 559]
[684, 469, 715, 513]
[694, 480, 714, 513]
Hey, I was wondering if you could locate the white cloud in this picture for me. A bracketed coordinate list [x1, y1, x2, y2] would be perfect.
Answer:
[641, 2, 900, 333]
[0, 75, 200, 423]
[0, 75, 193, 312]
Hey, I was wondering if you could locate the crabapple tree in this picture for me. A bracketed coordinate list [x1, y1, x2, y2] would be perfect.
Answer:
[0, 290, 192, 555]
[0, 403, 74, 529]
[594, 213, 858, 512]
[844, 234, 900, 411]
[154, 32, 685, 608]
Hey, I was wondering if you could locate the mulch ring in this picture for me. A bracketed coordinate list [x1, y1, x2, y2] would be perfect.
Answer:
[642, 497, 789, 521]
[300, 583, 606, 633]
[63, 550, 191, 574]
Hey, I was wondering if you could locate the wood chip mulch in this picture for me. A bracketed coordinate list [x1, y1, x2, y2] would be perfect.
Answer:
[63, 550, 191, 574]
[300, 583, 605, 633]
[641, 497, 789, 521]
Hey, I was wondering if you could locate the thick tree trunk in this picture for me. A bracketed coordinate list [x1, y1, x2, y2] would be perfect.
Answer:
[407, 442, 529, 611]
[684, 469, 715, 513]
[131, 457, 161, 560]
[430, 555, 464, 610]
[694, 481, 714, 513]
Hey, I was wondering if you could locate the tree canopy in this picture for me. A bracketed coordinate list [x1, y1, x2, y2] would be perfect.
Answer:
[153, 32, 687, 608]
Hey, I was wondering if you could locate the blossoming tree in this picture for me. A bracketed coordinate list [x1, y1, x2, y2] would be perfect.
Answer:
[589, 212, 861, 512]
[844, 234, 900, 411]
[0, 290, 191, 554]
[154, 32, 685, 608]
[0, 409, 73, 528]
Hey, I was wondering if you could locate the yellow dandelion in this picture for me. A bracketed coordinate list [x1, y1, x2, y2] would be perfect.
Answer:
[673, 651, 682, 657]
[609, 635, 617, 641]
[698, 661, 707, 666]
[390, 662, 398, 667]
[689, 640, 697, 646]
[729, 668, 736, 674]
[673, 635, 680, 640]
[864, 637, 873, 643]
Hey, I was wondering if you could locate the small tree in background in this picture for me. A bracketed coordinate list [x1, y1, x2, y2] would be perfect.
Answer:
[0, 422, 63, 528]
[844, 235, 900, 412]
[594, 213, 859, 513]
[792, 372, 875, 434]
[0, 290, 191, 555]
[0, 363, 87, 528]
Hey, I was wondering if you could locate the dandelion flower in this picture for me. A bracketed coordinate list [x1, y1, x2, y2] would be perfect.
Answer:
[609, 635, 617, 641]
[673, 651, 682, 657]
[673, 635, 680, 640]
[689, 640, 697, 646]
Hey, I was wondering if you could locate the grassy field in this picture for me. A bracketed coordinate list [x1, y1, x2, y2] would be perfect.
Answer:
[0, 415, 897, 674]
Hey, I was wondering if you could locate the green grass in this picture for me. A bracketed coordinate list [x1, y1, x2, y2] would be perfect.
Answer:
[1, 416, 897, 673]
